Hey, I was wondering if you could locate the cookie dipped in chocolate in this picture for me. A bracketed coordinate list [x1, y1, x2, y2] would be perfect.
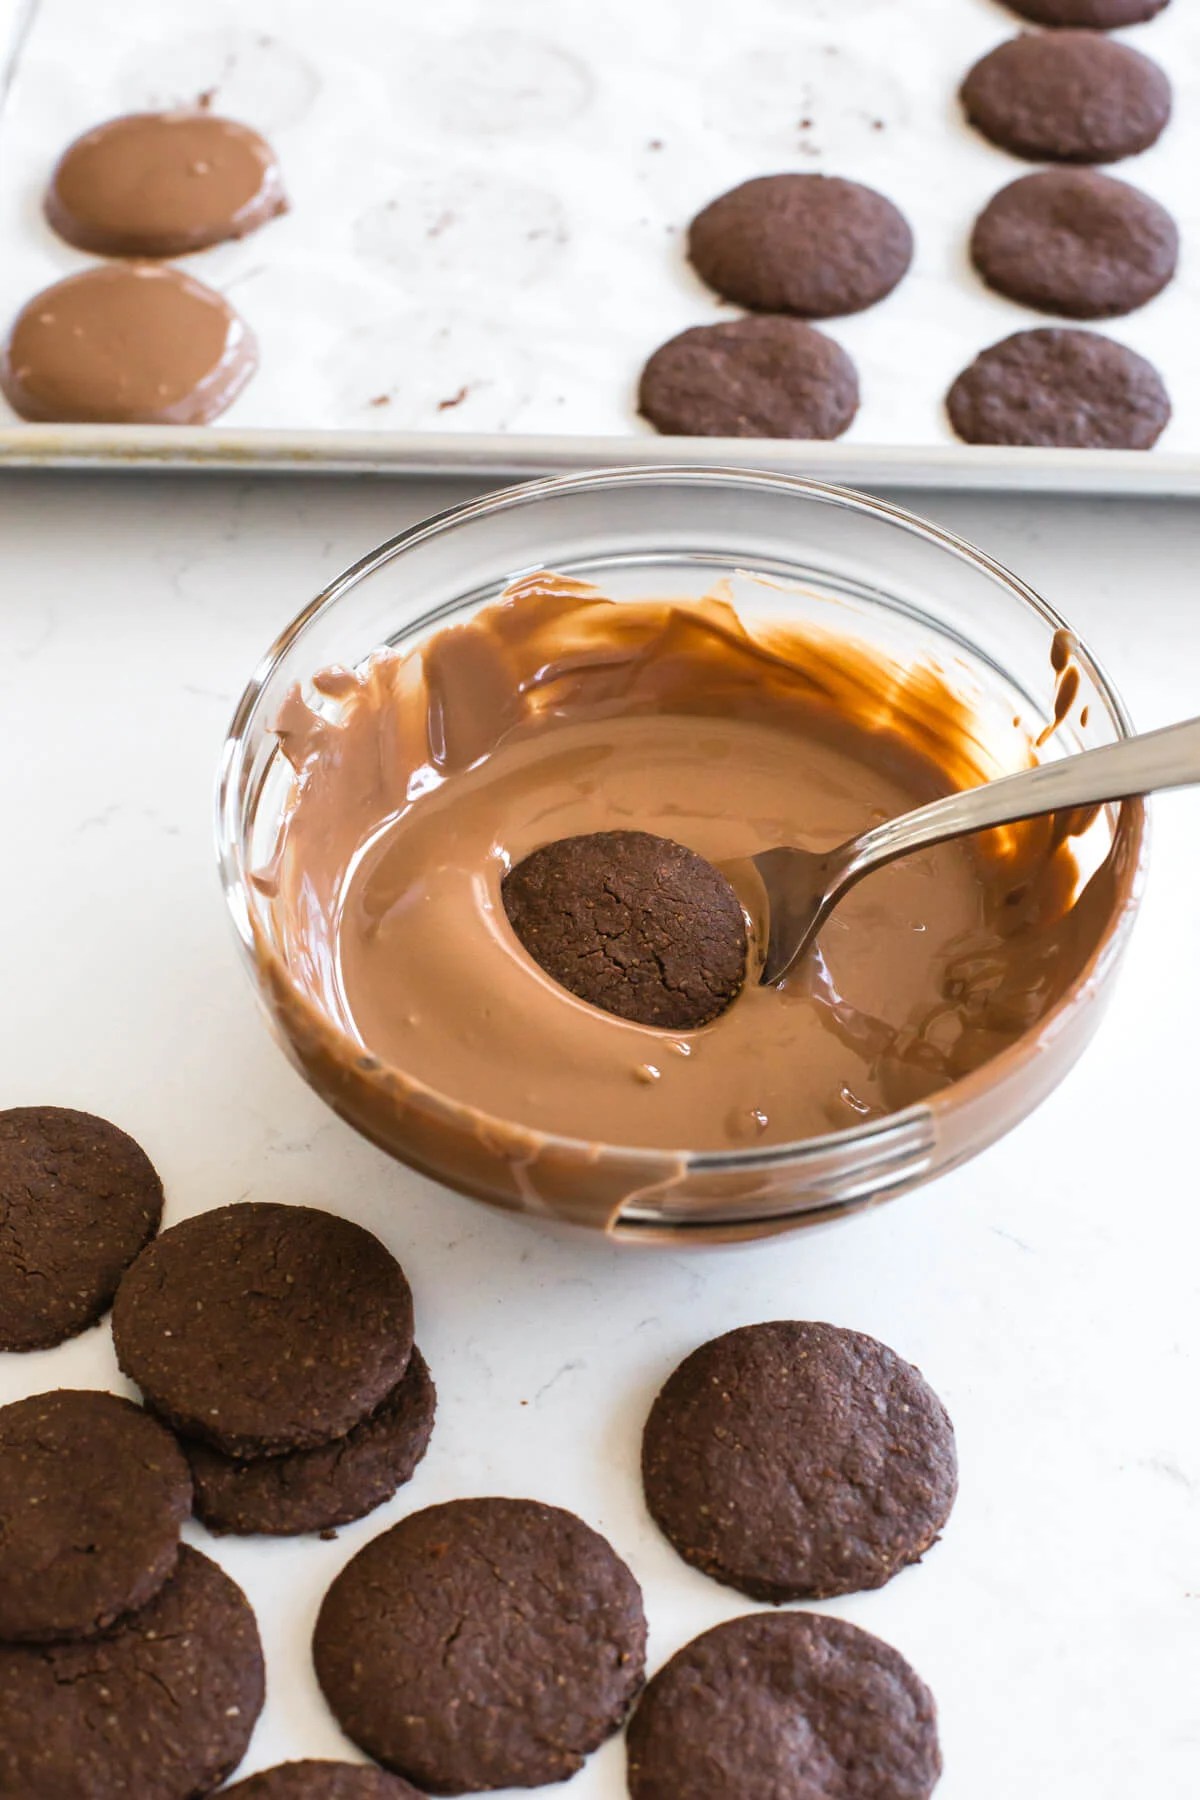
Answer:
[1, 263, 256, 423]
[256, 575, 1129, 1171]
[502, 830, 748, 1029]
[46, 112, 286, 257]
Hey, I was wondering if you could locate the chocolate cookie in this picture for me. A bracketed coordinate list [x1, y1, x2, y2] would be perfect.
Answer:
[313, 1497, 646, 1793]
[0, 1545, 264, 1799]
[638, 315, 858, 439]
[223, 1764, 422, 1800]
[113, 1201, 414, 1457]
[0, 1388, 191, 1643]
[187, 1346, 435, 1537]
[626, 1612, 941, 1800]
[688, 174, 913, 317]
[947, 327, 1170, 447]
[0, 263, 258, 425]
[642, 1322, 957, 1603]
[502, 830, 747, 1030]
[1002, 0, 1170, 25]
[46, 112, 287, 257]
[971, 169, 1178, 317]
[0, 1105, 162, 1352]
[961, 31, 1172, 163]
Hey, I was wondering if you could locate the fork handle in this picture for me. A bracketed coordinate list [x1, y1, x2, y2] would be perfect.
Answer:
[844, 713, 1200, 878]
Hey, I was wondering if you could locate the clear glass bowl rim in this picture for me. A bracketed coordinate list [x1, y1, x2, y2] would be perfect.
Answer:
[216, 464, 1145, 1179]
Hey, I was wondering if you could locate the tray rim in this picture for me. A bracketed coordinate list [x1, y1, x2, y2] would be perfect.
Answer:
[0, 424, 1198, 493]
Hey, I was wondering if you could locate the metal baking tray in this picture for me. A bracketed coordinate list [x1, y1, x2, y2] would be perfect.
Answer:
[1, 0, 1197, 491]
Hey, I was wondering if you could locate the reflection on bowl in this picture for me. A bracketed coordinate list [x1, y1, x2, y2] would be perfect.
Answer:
[217, 468, 1144, 1242]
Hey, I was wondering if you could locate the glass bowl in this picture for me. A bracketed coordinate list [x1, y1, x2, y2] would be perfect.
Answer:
[217, 468, 1145, 1243]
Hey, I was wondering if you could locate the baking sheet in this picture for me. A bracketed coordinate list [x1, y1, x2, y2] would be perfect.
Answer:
[0, 0, 1197, 488]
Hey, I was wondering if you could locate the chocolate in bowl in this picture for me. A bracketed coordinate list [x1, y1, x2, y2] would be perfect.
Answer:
[217, 469, 1144, 1242]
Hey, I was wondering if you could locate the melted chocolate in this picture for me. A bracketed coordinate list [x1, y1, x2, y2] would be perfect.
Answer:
[45, 112, 286, 258]
[254, 577, 1126, 1163]
[0, 263, 257, 424]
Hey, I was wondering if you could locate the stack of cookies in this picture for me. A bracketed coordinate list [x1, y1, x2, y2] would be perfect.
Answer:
[0, 1108, 441, 1797]
[112, 1201, 436, 1540]
[0, 1387, 266, 1794]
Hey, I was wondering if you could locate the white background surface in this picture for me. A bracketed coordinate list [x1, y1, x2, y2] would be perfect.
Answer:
[0, 470, 1196, 1798]
[0, 0, 1198, 456]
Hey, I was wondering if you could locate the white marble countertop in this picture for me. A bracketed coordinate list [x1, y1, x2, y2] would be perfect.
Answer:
[0, 472, 1195, 1798]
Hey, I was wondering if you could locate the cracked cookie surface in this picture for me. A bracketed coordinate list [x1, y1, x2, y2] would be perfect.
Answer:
[113, 1201, 414, 1457]
[627, 1611, 941, 1800]
[0, 1545, 264, 1798]
[187, 1346, 435, 1536]
[0, 1388, 192, 1642]
[313, 1497, 646, 1793]
[0, 1104, 162, 1351]
[502, 829, 747, 1029]
[642, 1321, 957, 1602]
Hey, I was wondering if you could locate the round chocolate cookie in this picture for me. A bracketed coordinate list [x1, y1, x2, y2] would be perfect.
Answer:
[971, 169, 1178, 318]
[223, 1764, 422, 1800]
[0, 1388, 192, 1643]
[1001, 0, 1170, 25]
[0, 1105, 162, 1352]
[688, 174, 913, 317]
[626, 1611, 941, 1800]
[0, 1545, 264, 1799]
[502, 830, 748, 1030]
[642, 1322, 957, 1603]
[960, 31, 1172, 164]
[946, 326, 1170, 447]
[638, 315, 858, 439]
[113, 1201, 414, 1458]
[46, 111, 287, 257]
[187, 1346, 436, 1537]
[313, 1497, 647, 1793]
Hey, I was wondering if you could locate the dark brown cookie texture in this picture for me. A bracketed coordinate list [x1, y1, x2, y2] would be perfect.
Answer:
[313, 1497, 646, 1794]
[638, 315, 858, 439]
[113, 1201, 414, 1458]
[642, 1321, 957, 1604]
[947, 327, 1170, 447]
[0, 1388, 192, 1643]
[961, 31, 1172, 164]
[0, 1104, 162, 1351]
[626, 1611, 941, 1800]
[502, 830, 747, 1030]
[689, 174, 913, 317]
[223, 1763, 423, 1799]
[0, 1545, 264, 1800]
[1002, 0, 1170, 24]
[187, 1345, 436, 1537]
[971, 169, 1177, 318]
